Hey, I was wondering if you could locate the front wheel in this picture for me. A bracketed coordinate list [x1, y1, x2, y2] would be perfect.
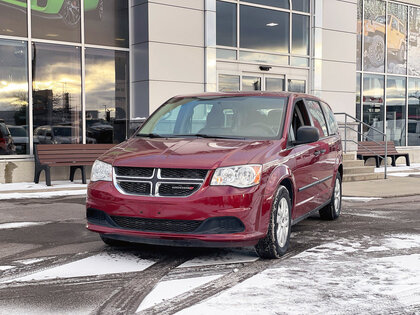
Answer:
[319, 172, 342, 220]
[255, 186, 292, 259]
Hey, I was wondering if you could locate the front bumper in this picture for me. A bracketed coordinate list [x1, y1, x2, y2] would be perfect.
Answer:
[86, 181, 269, 247]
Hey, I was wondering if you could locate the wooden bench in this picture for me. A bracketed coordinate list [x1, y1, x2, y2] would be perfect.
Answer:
[34, 144, 115, 186]
[357, 141, 410, 168]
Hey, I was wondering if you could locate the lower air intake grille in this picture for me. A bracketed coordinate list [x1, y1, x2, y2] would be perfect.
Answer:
[119, 182, 151, 195]
[110, 216, 202, 233]
[158, 183, 200, 197]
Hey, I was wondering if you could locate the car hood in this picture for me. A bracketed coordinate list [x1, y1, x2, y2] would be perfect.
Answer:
[100, 137, 278, 169]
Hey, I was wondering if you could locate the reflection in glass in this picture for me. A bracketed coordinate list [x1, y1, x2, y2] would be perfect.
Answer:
[242, 0, 288, 9]
[240, 5, 289, 53]
[216, 48, 237, 60]
[408, 79, 420, 146]
[242, 76, 261, 91]
[292, 0, 309, 13]
[240, 51, 288, 65]
[0, 39, 28, 155]
[363, 0, 385, 73]
[218, 75, 240, 92]
[0, 1, 27, 37]
[387, 3, 407, 75]
[290, 57, 309, 67]
[292, 14, 309, 55]
[363, 74, 384, 140]
[85, 0, 129, 48]
[265, 78, 284, 91]
[86, 49, 129, 144]
[288, 80, 305, 93]
[386, 77, 406, 146]
[216, 1, 237, 47]
[408, 7, 420, 76]
[31, 0, 81, 43]
[32, 43, 82, 145]
[357, 0, 362, 71]
[356, 74, 361, 139]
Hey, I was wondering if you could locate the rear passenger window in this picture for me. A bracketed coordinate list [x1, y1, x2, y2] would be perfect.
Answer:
[306, 100, 328, 137]
[320, 101, 338, 135]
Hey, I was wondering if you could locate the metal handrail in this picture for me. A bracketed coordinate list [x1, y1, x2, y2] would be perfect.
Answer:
[334, 112, 388, 179]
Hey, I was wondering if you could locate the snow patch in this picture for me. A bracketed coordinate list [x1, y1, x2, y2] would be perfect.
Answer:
[6, 252, 155, 283]
[0, 266, 14, 271]
[137, 275, 223, 312]
[179, 250, 258, 268]
[0, 222, 49, 230]
[0, 181, 87, 192]
[342, 196, 382, 201]
[0, 190, 86, 200]
[16, 258, 47, 265]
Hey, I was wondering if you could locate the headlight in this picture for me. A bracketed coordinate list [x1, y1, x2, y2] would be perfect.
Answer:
[211, 164, 262, 188]
[91, 160, 112, 182]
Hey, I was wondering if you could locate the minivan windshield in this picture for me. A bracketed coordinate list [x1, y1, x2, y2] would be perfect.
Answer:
[137, 96, 287, 139]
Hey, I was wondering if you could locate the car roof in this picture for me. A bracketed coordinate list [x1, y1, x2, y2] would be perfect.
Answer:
[172, 91, 322, 101]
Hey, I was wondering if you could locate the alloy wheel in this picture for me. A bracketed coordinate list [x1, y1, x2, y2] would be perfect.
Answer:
[276, 197, 289, 248]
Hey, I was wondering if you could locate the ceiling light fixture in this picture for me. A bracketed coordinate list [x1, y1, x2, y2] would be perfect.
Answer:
[266, 23, 278, 27]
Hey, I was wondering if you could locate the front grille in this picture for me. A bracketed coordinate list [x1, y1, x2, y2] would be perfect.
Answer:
[114, 167, 208, 197]
[115, 166, 154, 178]
[160, 168, 208, 179]
[119, 182, 151, 195]
[158, 183, 200, 197]
[110, 216, 202, 233]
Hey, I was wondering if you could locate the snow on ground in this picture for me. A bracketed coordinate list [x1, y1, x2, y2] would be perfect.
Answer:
[177, 234, 420, 315]
[0, 181, 87, 192]
[178, 249, 258, 268]
[342, 196, 382, 202]
[0, 222, 49, 230]
[0, 190, 86, 200]
[5, 252, 155, 283]
[16, 258, 47, 265]
[374, 163, 420, 175]
[0, 266, 14, 271]
[137, 275, 223, 312]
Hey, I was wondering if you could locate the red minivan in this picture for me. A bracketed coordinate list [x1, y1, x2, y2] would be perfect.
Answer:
[86, 92, 343, 258]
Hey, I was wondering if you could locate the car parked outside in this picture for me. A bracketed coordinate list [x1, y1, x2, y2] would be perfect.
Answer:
[7, 125, 28, 155]
[0, 120, 16, 155]
[34, 125, 96, 144]
[86, 92, 343, 258]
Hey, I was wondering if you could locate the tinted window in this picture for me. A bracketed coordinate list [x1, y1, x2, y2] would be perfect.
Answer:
[292, 0, 310, 12]
[292, 14, 309, 55]
[243, 0, 289, 9]
[31, 0, 81, 43]
[0, 2, 27, 37]
[288, 79, 306, 93]
[240, 5, 289, 53]
[218, 74, 240, 92]
[85, 0, 129, 48]
[306, 100, 328, 137]
[320, 101, 338, 135]
[216, 1, 237, 47]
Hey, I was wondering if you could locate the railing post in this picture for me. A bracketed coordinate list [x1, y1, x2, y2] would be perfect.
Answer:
[344, 114, 347, 153]
[384, 137, 387, 180]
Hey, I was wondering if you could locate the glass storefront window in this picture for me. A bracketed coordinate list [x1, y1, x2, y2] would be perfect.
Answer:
[408, 7, 420, 76]
[218, 74, 240, 92]
[265, 77, 284, 91]
[31, 0, 81, 43]
[386, 76, 406, 146]
[288, 79, 305, 93]
[357, 0, 362, 71]
[32, 43, 82, 145]
[0, 39, 28, 155]
[216, 1, 237, 47]
[408, 78, 420, 146]
[217, 48, 237, 60]
[85, 0, 129, 48]
[363, 74, 384, 141]
[363, 0, 386, 73]
[292, 14, 309, 55]
[242, 76, 261, 91]
[242, 0, 289, 10]
[240, 5, 289, 53]
[0, 1, 27, 37]
[85, 48, 129, 144]
[240, 51, 288, 65]
[292, 0, 309, 13]
[387, 3, 407, 75]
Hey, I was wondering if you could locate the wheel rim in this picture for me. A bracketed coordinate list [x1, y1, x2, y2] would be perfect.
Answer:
[62, 0, 81, 26]
[276, 197, 289, 248]
[334, 177, 341, 214]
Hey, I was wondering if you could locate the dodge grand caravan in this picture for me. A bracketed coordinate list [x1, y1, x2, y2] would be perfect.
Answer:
[86, 92, 343, 258]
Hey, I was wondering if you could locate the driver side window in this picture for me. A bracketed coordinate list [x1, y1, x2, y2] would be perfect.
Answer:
[287, 100, 311, 147]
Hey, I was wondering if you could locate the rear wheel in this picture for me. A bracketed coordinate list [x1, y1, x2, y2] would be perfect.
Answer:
[255, 186, 291, 259]
[319, 172, 342, 220]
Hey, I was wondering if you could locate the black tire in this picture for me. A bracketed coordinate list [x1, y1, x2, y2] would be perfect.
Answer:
[100, 234, 125, 247]
[255, 186, 292, 259]
[60, 0, 81, 27]
[367, 35, 385, 67]
[319, 172, 342, 220]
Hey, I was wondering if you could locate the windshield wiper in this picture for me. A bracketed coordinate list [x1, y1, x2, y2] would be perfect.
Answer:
[136, 133, 166, 138]
[174, 134, 246, 140]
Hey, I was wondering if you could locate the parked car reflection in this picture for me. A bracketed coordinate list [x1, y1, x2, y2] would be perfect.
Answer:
[0, 119, 16, 155]
[7, 125, 28, 155]
[86, 119, 113, 144]
[34, 125, 96, 144]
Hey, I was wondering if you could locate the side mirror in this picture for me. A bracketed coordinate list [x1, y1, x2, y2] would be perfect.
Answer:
[295, 126, 320, 145]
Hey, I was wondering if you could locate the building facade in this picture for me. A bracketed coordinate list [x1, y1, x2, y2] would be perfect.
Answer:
[0, 0, 419, 182]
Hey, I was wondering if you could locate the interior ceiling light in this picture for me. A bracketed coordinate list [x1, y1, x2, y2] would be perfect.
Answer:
[266, 23, 278, 27]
